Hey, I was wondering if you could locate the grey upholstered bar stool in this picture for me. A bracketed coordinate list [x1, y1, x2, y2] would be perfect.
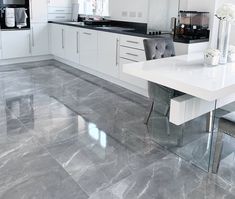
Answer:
[212, 112, 235, 174]
[143, 37, 183, 124]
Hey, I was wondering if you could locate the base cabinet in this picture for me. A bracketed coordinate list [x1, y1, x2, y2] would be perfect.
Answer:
[97, 32, 119, 78]
[31, 23, 49, 56]
[80, 29, 98, 70]
[64, 26, 80, 63]
[2, 30, 31, 59]
[50, 24, 65, 57]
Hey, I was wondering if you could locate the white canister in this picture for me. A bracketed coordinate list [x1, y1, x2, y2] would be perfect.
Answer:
[204, 49, 220, 66]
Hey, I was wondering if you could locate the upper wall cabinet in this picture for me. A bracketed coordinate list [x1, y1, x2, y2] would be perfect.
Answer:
[30, 0, 48, 23]
[48, 0, 72, 7]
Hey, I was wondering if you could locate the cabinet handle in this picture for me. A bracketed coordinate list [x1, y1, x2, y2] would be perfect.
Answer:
[76, 31, 79, 54]
[62, 29, 64, 49]
[116, 38, 119, 66]
[31, 27, 34, 47]
[83, 32, 92, 35]
[126, 52, 138, 57]
[55, 16, 66, 18]
[30, 0, 33, 20]
[126, 40, 139, 44]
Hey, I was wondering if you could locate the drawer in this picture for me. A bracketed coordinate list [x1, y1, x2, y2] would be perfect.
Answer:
[48, 14, 72, 21]
[120, 46, 146, 62]
[120, 35, 146, 50]
[48, 7, 72, 14]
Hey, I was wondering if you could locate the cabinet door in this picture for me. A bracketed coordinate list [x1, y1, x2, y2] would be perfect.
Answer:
[48, 0, 72, 7]
[2, 30, 31, 59]
[119, 58, 147, 90]
[30, 0, 48, 22]
[97, 32, 119, 78]
[64, 26, 79, 63]
[31, 23, 49, 56]
[80, 29, 98, 70]
[50, 24, 65, 58]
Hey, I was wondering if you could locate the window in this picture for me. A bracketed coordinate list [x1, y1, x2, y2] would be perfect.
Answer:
[78, 0, 109, 16]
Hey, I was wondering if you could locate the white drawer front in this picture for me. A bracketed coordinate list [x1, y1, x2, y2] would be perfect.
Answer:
[120, 35, 146, 50]
[120, 46, 146, 62]
[48, 14, 72, 21]
[48, 7, 72, 14]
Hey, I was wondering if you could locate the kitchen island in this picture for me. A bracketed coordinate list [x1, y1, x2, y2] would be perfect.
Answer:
[123, 53, 235, 171]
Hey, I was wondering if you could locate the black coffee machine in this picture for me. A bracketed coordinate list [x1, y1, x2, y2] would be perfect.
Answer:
[0, 0, 30, 29]
[174, 11, 210, 43]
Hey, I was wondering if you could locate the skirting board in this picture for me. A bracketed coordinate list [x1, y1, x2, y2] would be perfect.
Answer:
[54, 56, 149, 97]
[0, 55, 53, 66]
[170, 93, 235, 125]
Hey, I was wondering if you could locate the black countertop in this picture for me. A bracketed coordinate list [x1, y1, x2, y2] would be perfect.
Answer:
[48, 21, 171, 39]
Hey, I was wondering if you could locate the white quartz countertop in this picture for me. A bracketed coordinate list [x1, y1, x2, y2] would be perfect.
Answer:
[123, 53, 235, 101]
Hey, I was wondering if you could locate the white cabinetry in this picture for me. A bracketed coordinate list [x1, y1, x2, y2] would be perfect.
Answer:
[119, 35, 147, 90]
[48, 0, 72, 21]
[30, 0, 48, 22]
[50, 24, 65, 58]
[64, 26, 80, 63]
[48, 0, 72, 7]
[97, 32, 119, 78]
[174, 42, 209, 56]
[2, 30, 31, 59]
[80, 29, 98, 70]
[50, 24, 80, 63]
[31, 24, 49, 56]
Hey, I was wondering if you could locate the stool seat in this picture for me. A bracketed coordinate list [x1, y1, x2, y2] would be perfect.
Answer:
[212, 112, 235, 173]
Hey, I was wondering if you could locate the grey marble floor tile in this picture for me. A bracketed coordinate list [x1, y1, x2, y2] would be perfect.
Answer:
[0, 136, 88, 199]
[2, 60, 235, 199]
[89, 154, 216, 199]
[47, 125, 168, 196]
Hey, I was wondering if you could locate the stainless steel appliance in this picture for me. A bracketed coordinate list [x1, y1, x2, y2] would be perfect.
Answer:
[174, 11, 210, 43]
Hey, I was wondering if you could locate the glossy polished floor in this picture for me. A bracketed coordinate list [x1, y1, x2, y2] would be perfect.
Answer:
[0, 60, 235, 199]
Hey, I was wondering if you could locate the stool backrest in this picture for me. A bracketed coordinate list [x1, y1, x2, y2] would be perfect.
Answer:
[143, 37, 176, 116]
[143, 38, 175, 61]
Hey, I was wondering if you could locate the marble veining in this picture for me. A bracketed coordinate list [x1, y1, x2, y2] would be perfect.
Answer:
[0, 60, 235, 199]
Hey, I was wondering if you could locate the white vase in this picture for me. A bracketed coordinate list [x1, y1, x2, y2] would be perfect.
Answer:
[217, 20, 232, 64]
[204, 55, 220, 66]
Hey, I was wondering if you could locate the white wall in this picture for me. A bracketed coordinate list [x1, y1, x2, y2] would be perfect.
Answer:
[109, 0, 149, 23]
[148, 0, 179, 31]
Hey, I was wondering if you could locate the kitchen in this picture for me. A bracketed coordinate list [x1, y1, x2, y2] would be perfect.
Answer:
[0, 0, 235, 198]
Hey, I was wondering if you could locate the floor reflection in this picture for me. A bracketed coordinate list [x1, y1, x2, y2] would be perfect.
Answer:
[147, 111, 213, 171]
[1, 61, 235, 198]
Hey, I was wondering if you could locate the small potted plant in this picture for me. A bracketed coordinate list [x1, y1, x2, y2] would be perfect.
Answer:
[228, 45, 235, 62]
[204, 48, 220, 66]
